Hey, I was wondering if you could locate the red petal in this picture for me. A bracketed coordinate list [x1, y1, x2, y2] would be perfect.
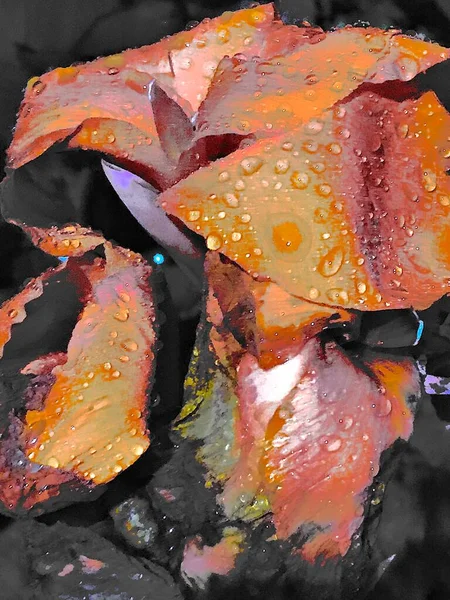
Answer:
[195, 28, 449, 137]
[160, 90, 450, 310]
[220, 338, 419, 560]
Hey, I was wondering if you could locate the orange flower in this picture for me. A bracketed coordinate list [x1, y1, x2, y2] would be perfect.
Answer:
[2, 2, 449, 560]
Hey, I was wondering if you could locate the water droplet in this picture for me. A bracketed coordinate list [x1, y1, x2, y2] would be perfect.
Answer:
[397, 123, 409, 138]
[327, 438, 342, 452]
[224, 193, 239, 207]
[132, 445, 145, 456]
[8, 309, 18, 319]
[357, 282, 367, 294]
[47, 457, 59, 469]
[309, 287, 320, 300]
[377, 398, 392, 417]
[440, 195, 450, 207]
[422, 170, 437, 192]
[122, 340, 138, 352]
[291, 171, 310, 189]
[119, 292, 131, 303]
[217, 211, 226, 219]
[318, 246, 344, 277]
[218, 171, 230, 182]
[327, 142, 342, 155]
[334, 105, 346, 119]
[241, 213, 251, 223]
[326, 288, 349, 304]
[103, 362, 112, 371]
[240, 156, 264, 175]
[317, 183, 332, 197]
[187, 210, 201, 221]
[310, 162, 326, 174]
[114, 309, 129, 322]
[304, 119, 324, 135]
[395, 56, 419, 81]
[231, 232, 242, 242]
[275, 159, 290, 174]
[302, 140, 319, 153]
[337, 128, 351, 139]
[30, 79, 46, 95]
[112, 370, 121, 378]
[206, 234, 222, 250]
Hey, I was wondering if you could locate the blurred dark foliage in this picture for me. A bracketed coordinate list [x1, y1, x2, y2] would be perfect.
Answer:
[0, 1, 450, 599]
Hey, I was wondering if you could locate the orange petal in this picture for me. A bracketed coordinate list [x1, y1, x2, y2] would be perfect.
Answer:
[7, 63, 166, 173]
[160, 90, 450, 310]
[0, 263, 65, 359]
[150, 3, 277, 111]
[22, 243, 156, 485]
[17, 223, 106, 257]
[195, 27, 449, 137]
[220, 338, 419, 560]
[6, 4, 281, 174]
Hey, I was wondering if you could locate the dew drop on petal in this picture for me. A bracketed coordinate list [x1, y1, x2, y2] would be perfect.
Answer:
[291, 171, 310, 190]
[422, 170, 437, 192]
[240, 157, 264, 175]
[206, 234, 222, 250]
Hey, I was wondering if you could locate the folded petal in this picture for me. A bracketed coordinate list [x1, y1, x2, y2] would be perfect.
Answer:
[7, 4, 284, 176]
[16, 223, 105, 257]
[195, 28, 449, 137]
[22, 242, 155, 484]
[160, 90, 450, 310]
[8, 63, 166, 175]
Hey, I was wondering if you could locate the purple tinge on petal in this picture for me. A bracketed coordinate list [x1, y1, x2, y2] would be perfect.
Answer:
[101, 160, 204, 288]
[424, 374, 450, 395]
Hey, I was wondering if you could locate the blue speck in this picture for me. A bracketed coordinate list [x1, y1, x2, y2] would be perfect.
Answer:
[59, 256, 69, 263]
[413, 320, 424, 346]
[153, 253, 165, 265]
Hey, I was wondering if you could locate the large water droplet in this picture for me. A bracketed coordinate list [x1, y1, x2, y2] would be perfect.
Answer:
[422, 170, 437, 192]
[206, 234, 222, 250]
[318, 246, 344, 277]
[291, 171, 310, 189]
[240, 156, 264, 175]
